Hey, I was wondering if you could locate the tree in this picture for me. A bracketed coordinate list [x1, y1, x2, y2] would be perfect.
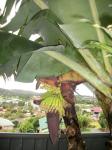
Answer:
[99, 112, 108, 129]
[0, 0, 112, 149]
[19, 117, 39, 133]
[78, 114, 91, 130]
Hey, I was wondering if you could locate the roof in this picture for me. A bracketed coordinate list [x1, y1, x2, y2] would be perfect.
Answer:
[91, 107, 102, 113]
[0, 118, 14, 126]
[39, 117, 47, 130]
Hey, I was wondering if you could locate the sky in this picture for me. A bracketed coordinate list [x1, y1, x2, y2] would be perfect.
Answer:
[0, 76, 93, 96]
[0, 1, 93, 96]
[0, 1, 6, 11]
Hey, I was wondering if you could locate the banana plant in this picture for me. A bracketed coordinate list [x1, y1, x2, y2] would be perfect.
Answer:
[0, 0, 112, 149]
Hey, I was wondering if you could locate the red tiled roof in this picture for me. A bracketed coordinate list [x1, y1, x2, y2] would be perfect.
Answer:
[91, 107, 102, 113]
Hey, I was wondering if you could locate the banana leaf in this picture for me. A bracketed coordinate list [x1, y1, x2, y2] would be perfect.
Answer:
[33, 0, 48, 10]
[30, 0, 112, 47]
[18, 9, 66, 45]
[21, 17, 63, 45]
[78, 48, 112, 85]
[30, 0, 112, 81]
[0, 31, 42, 64]
[0, 0, 16, 23]
[1, 0, 40, 32]
[0, 56, 20, 78]
[0, 0, 112, 99]
[44, 50, 112, 99]
[15, 45, 112, 99]
[48, 0, 112, 28]
[16, 42, 91, 82]
[16, 46, 70, 82]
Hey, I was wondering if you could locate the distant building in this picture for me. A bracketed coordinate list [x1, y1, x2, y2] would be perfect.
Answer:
[91, 107, 102, 119]
[91, 107, 102, 113]
[39, 117, 48, 133]
[39, 117, 65, 133]
[0, 118, 14, 130]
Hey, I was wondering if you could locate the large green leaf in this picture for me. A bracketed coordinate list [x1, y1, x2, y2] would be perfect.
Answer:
[58, 24, 112, 84]
[20, 9, 65, 45]
[44, 50, 112, 99]
[0, 0, 16, 23]
[21, 17, 63, 45]
[15, 44, 112, 99]
[0, 0, 112, 96]
[0, 56, 20, 78]
[48, 0, 112, 26]
[2, 0, 40, 32]
[86, 41, 112, 74]
[33, 0, 48, 9]
[78, 48, 112, 85]
[16, 44, 88, 82]
[59, 23, 98, 48]
[0, 31, 42, 64]
[39, 0, 112, 81]
[16, 46, 70, 82]
[47, 0, 112, 46]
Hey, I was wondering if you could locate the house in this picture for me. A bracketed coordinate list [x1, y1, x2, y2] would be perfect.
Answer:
[91, 107, 102, 119]
[39, 117, 48, 133]
[0, 117, 14, 130]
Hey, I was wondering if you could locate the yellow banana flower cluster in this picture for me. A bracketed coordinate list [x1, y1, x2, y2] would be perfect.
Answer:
[40, 86, 65, 117]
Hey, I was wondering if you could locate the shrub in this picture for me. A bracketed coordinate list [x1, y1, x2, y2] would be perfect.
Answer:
[19, 117, 39, 133]
[78, 114, 91, 130]
[99, 112, 108, 129]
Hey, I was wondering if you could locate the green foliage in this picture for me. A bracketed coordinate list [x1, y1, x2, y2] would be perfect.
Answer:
[19, 117, 39, 133]
[75, 105, 81, 112]
[3, 111, 12, 119]
[99, 112, 108, 129]
[0, 0, 111, 101]
[18, 101, 25, 107]
[89, 121, 100, 129]
[78, 114, 91, 130]
[3, 109, 24, 120]
[12, 120, 19, 128]
[76, 95, 98, 105]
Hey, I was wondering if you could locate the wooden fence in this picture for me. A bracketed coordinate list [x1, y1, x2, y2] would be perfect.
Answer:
[0, 133, 111, 150]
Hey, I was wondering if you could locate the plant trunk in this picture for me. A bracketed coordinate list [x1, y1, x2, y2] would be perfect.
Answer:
[60, 81, 85, 150]
[63, 105, 85, 150]
[95, 91, 112, 133]
[95, 90, 112, 149]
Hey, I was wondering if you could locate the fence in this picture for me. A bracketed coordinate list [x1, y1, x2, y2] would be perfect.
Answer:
[0, 133, 111, 150]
